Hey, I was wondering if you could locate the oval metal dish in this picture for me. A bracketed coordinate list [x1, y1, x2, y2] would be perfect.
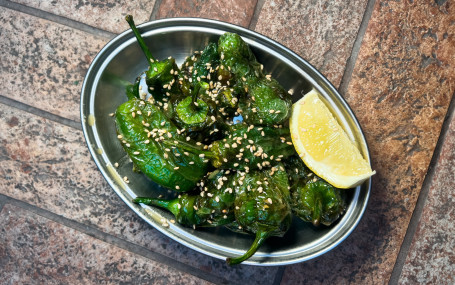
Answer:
[80, 18, 371, 265]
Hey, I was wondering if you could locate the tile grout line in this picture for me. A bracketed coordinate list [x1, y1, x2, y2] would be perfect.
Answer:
[272, 266, 286, 285]
[388, 91, 455, 284]
[0, 95, 82, 130]
[0, 0, 115, 39]
[0, 193, 232, 285]
[149, 0, 163, 21]
[248, 0, 266, 31]
[0, 195, 8, 214]
[338, 0, 376, 95]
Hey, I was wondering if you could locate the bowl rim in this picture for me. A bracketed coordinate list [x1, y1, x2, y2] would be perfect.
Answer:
[80, 17, 372, 266]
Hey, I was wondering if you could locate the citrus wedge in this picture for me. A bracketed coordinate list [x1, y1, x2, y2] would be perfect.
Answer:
[289, 89, 375, 189]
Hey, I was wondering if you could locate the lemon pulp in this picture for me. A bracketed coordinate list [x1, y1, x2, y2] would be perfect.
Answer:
[289, 89, 375, 188]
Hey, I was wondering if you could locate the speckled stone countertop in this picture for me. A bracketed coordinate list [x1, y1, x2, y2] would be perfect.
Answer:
[0, 1, 454, 284]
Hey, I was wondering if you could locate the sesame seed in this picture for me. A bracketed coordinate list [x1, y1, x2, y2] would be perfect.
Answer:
[174, 166, 180, 170]
[199, 154, 205, 158]
[189, 161, 194, 165]
[175, 185, 180, 190]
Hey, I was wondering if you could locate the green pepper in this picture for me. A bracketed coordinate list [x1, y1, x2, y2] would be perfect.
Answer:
[191, 42, 220, 85]
[125, 75, 141, 100]
[291, 179, 346, 226]
[173, 82, 216, 132]
[126, 15, 185, 103]
[217, 32, 262, 83]
[162, 123, 296, 171]
[133, 169, 236, 227]
[238, 78, 292, 126]
[218, 33, 292, 125]
[115, 97, 208, 192]
[284, 156, 346, 226]
[226, 164, 292, 265]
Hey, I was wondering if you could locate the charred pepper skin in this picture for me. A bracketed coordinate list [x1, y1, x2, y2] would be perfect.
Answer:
[291, 179, 346, 227]
[285, 156, 346, 226]
[115, 98, 208, 192]
[126, 15, 185, 103]
[133, 169, 236, 227]
[162, 123, 296, 171]
[218, 33, 292, 126]
[226, 165, 292, 265]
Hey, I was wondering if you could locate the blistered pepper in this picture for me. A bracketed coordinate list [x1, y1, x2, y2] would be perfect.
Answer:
[217, 33, 292, 126]
[126, 15, 185, 102]
[162, 123, 296, 171]
[226, 164, 292, 265]
[115, 98, 208, 192]
[133, 169, 236, 227]
[284, 156, 346, 226]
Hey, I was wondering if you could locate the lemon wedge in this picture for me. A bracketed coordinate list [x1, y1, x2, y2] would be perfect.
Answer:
[289, 89, 375, 188]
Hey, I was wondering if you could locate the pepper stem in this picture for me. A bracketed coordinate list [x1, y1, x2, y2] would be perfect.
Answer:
[125, 15, 156, 64]
[312, 196, 322, 226]
[226, 231, 270, 265]
[133, 197, 180, 218]
[190, 84, 201, 111]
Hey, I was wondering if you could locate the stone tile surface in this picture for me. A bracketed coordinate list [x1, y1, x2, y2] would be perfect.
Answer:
[0, 8, 108, 122]
[281, 1, 455, 284]
[398, 110, 455, 283]
[254, 0, 369, 88]
[0, 204, 212, 285]
[156, 0, 257, 28]
[0, 104, 279, 284]
[11, 0, 155, 33]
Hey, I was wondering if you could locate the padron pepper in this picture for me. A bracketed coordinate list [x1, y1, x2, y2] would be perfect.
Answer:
[115, 97, 208, 192]
[218, 33, 292, 126]
[162, 123, 296, 171]
[126, 15, 186, 103]
[133, 169, 236, 227]
[226, 164, 292, 265]
[285, 156, 346, 226]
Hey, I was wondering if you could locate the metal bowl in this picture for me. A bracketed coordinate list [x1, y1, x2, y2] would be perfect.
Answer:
[80, 18, 371, 265]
